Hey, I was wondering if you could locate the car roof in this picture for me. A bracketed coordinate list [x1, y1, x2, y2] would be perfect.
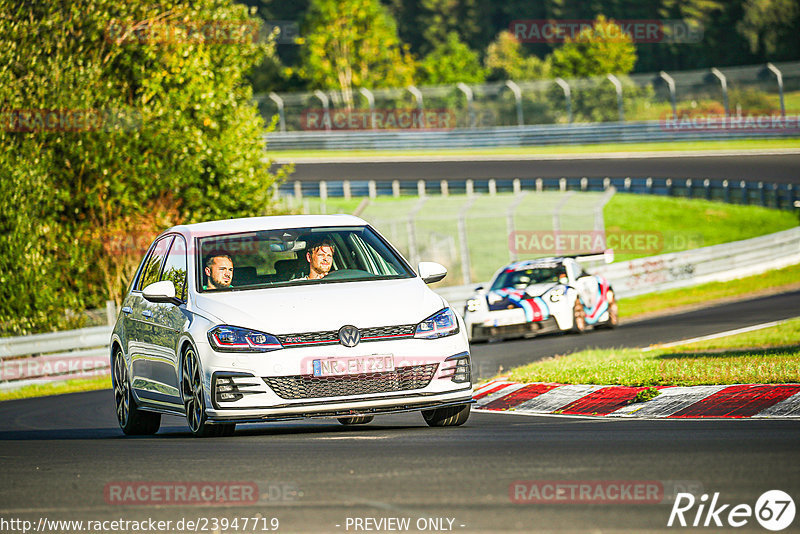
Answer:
[164, 214, 370, 238]
[504, 257, 570, 270]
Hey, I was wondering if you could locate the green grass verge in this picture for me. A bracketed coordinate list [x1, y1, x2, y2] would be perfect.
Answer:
[269, 138, 800, 159]
[619, 263, 800, 318]
[506, 317, 800, 386]
[0, 375, 111, 401]
[604, 194, 798, 262]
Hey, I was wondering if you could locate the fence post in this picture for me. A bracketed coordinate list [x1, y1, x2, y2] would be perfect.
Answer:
[659, 71, 677, 120]
[581, 177, 588, 191]
[313, 90, 332, 130]
[343, 180, 351, 200]
[392, 180, 400, 198]
[624, 177, 631, 192]
[505, 80, 524, 126]
[105, 300, 117, 326]
[603, 177, 611, 191]
[319, 181, 328, 213]
[458, 196, 477, 285]
[766, 63, 786, 118]
[646, 177, 653, 194]
[686, 178, 693, 199]
[440, 180, 449, 197]
[559, 177, 566, 192]
[466, 179, 474, 197]
[417, 180, 426, 197]
[665, 178, 673, 196]
[368, 180, 377, 199]
[710, 68, 729, 117]
[536, 178, 543, 193]
[606, 74, 624, 122]
[268, 92, 286, 132]
[359, 87, 377, 129]
[740, 180, 748, 205]
[722, 179, 730, 203]
[513, 178, 521, 194]
[294, 181, 303, 201]
[555, 78, 572, 123]
[704, 179, 711, 200]
[457, 82, 475, 128]
[488, 179, 497, 196]
[759, 181, 765, 206]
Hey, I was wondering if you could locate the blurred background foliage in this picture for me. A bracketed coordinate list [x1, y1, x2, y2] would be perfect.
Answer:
[0, 0, 291, 334]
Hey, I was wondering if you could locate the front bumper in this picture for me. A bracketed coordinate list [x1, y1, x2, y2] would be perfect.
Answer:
[469, 317, 560, 341]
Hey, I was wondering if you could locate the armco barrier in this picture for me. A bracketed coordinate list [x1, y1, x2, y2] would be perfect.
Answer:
[264, 120, 800, 151]
[0, 325, 112, 389]
[436, 227, 800, 312]
[1, 228, 798, 388]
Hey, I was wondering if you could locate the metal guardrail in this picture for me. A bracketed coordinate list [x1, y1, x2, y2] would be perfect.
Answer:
[2, 228, 798, 389]
[282, 177, 798, 211]
[265, 120, 800, 151]
[0, 325, 112, 389]
[436, 227, 800, 312]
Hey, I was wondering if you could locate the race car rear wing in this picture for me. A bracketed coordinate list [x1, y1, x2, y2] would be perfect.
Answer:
[569, 249, 614, 264]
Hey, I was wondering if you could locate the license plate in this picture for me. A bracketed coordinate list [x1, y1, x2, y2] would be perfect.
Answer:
[312, 355, 395, 377]
[483, 309, 526, 327]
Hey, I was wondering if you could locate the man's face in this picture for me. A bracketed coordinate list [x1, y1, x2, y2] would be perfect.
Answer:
[307, 245, 333, 279]
[205, 256, 233, 289]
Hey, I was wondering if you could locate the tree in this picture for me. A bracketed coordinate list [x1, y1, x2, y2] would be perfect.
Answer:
[737, 0, 800, 61]
[550, 15, 637, 78]
[485, 31, 550, 81]
[0, 0, 290, 334]
[418, 32, 485, 85]
[298, 0, 416, 106]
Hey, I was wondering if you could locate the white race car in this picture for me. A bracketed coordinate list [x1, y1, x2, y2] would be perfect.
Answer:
[463, 256, 618, 342]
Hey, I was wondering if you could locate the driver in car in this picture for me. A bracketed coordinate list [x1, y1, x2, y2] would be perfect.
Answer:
[204, 252, 234, 290]
[298, 238, 334, 280]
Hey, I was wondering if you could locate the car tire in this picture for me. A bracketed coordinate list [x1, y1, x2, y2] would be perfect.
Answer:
[113, 347, 160, 435]
[571, 298, 587, 334]
[181, 347, 235, 437]
[601, 289, 619, 329]
[337, 416, 374, 425]
[422, 403, 471, 427]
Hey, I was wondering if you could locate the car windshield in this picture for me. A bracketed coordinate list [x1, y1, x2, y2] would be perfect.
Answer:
[490, 264, 567, 290]
[197, 225, 414, 292]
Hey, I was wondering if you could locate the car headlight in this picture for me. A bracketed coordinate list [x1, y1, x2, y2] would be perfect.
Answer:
[414, 308, 460, 339]
[465, 298, 480, 313]
[208, 325, 283, 352]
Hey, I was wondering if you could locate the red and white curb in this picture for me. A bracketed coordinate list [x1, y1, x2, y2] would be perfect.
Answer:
[472, 380, 800, 418]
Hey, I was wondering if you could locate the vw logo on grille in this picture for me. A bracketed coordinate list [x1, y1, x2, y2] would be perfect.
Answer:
[338, 325, 361, 347]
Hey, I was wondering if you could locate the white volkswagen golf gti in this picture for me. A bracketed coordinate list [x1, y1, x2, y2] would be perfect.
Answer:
[111, 215, 473, 437]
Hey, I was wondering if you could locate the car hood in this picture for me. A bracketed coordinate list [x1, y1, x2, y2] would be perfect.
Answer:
[192, 277, 446, 335]
[487, 282, 556, 300]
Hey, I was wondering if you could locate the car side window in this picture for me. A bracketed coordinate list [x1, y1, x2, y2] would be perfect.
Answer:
[160, 235, 188, 301]
[136, 236, 174, 291]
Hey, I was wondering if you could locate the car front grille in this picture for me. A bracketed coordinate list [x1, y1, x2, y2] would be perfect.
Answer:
[263, 363, 438, 400]
[275, 324, 416, 348]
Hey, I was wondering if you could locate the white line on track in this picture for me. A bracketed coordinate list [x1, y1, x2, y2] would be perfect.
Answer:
[641, 319, 790, 351]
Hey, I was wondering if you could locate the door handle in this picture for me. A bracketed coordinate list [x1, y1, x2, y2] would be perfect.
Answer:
[142, 310, 153, 318]
[121, 307, 132, 315]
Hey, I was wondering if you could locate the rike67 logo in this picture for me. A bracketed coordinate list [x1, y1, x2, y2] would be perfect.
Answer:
[668, 490, 795, 531]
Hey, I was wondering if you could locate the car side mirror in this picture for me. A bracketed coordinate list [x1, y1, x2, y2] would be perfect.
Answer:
[474, 285, 484, 291]
[418, 262, 447, 284]
[142, 280, 182, 305]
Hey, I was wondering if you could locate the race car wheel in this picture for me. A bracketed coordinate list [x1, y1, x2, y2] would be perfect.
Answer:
[337, 416, 374, 425]
[604, 289, 619, 328]
[182, 347, 235, 437]
[113, 347, 160, 435]
[422, 403, 471, 427]
[571, 298, 587, 334]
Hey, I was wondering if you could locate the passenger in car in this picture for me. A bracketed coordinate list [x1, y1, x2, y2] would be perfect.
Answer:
[204, 252, 234, 290]
[296, 238, 335, 280]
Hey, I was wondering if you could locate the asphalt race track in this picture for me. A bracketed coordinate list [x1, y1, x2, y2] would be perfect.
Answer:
[283, 152, 800, 183]
[1, 292, 799, 533]
[470, 289, 800, 380]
